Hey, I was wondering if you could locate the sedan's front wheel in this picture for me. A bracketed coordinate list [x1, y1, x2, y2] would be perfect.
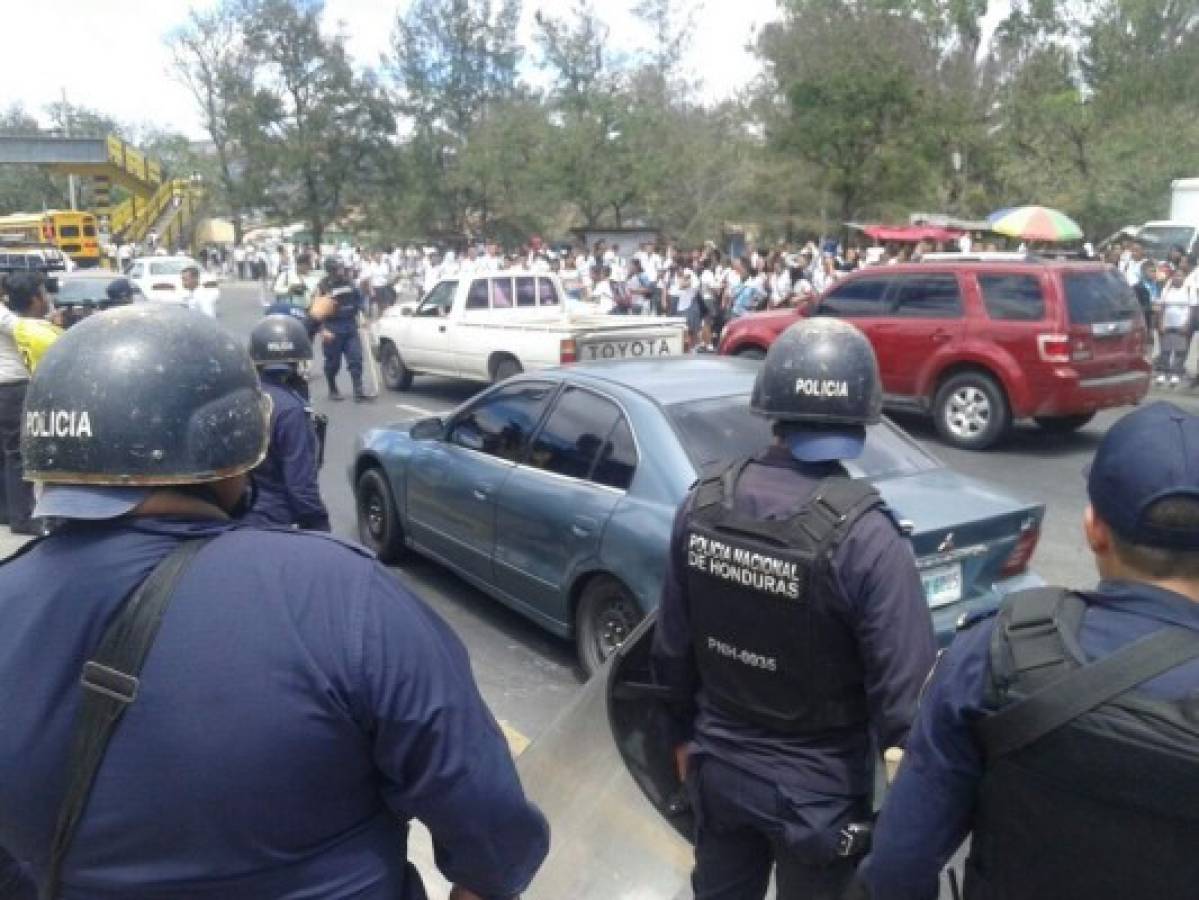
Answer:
[356, 467, 405, 563]
[575, 577, 644, 677]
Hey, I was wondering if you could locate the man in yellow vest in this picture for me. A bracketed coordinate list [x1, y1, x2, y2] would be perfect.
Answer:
[0, 273, 62, 534]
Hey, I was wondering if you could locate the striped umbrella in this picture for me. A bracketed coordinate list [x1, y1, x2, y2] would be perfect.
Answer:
[987, 206, 1083, 242]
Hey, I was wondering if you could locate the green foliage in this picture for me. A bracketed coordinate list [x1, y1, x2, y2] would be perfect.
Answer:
[238, 0, 396, 249]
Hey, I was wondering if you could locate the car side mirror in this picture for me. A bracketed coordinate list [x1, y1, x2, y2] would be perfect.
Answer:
[451, 422, 485, 451]
[410, 416, 445, 441]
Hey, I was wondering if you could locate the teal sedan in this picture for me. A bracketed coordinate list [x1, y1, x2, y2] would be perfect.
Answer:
[351, 357, 1045, 674]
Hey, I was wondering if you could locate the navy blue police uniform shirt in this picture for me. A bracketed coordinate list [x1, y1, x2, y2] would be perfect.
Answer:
[653, 445, 938, 798]
[859, 580, 1199, 900]
[0, 518, 548, 899]
[324, 285, 364, 334]
[245, 378, 330, 531]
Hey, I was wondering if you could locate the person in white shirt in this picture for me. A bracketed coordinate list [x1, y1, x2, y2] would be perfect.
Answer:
[422, 254, 441, 294]
[1120, 242, 1147, 287]
[769, 257, 792, 308]
[669, 256, 699, 339]
[1182, 256, 1199, 303]
[1155, 267, 1194, 386]
[180, 266, 216, 318]
[587, 265, 616, 313]
[365, 251, 395, 316]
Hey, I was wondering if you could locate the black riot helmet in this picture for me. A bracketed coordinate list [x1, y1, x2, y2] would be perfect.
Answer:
[750, 318, 882, 462]
[249, 314, 313, 366]
[21, 305, 270, 486]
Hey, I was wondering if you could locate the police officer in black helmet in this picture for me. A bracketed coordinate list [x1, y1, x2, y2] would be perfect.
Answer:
[652, 318, 937, 899]
[242, 314, 330, 531]
[858, 400, 1199, 900]
[0, 305, 548, 899]
[311, 255, 370, 402]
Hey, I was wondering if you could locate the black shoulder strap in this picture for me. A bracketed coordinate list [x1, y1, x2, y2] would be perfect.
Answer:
[978, 624, 1199, 762]
[43, 537, 214, 900]
[788, 476, 881, 550]
[988, 587, 1077, 687]
[692, 457, 751, 512]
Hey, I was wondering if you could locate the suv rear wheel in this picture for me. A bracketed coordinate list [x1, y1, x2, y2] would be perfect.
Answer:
[933, 371, 1010, 451]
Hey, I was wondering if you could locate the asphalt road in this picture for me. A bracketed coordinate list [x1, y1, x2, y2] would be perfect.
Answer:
[218, 281, 1199, 749]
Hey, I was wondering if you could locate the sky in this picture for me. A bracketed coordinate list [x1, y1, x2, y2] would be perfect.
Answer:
[5, 0, 780, 140]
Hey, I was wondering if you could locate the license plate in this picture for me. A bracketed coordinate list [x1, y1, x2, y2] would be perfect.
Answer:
[921, 563, 963, 608]
[579, 337, 674, 361]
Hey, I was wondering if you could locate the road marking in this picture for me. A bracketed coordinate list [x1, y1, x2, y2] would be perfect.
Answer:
[395, 403, 439, 415]
[499, 720, 531, 757]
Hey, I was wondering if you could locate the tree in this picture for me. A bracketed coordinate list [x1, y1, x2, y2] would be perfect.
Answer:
[240, 0, 396, 250]
[0, 105, 66, 213]
[388, 0, 523, 238]
[760, 3, 940, 224]
[535, 1, 647, 227]
[168, 2, 259, 243]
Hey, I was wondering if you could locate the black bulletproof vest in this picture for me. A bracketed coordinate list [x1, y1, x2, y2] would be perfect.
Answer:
[682, 459, 879, 734]
[966, 588, 1199, 900]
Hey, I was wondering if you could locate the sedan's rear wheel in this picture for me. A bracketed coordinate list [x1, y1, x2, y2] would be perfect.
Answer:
[932, 372, 1010, 451]
[356, 467, 405, 563]
[576, 577, 644, 678]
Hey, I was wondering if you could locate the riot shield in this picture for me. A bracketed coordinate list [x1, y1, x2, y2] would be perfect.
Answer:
[514, 611, 694, 900]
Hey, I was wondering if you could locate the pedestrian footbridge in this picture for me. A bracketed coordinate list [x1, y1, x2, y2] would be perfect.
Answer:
[0, 134, 202, 247]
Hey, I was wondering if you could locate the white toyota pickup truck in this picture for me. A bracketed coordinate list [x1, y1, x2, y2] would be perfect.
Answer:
[372, 271, 688, 389]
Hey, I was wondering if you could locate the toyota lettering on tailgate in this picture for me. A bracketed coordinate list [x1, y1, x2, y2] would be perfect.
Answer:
[583, 338, 673, 360]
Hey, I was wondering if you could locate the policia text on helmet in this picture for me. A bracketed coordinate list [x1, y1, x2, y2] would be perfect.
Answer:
[648, 317, 937, 900]
[22, 304, 270, 522]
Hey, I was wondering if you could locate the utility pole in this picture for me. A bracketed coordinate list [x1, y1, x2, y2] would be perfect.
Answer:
[61, 87, 78, 210]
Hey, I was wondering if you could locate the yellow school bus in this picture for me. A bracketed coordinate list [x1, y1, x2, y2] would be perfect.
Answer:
[0, 211, 101, 267]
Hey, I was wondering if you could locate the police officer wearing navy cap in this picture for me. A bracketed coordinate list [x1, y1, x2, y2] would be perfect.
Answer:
[858, 400, 1199, 900]
[0, 305, 548, 899]
[652, 318, 937, 899]
[243, 314, 330, 531]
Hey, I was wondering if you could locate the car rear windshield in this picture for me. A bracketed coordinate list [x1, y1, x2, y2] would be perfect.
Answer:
[666, 396, 940, 479]
[148, 260, 191, 275]
[1063, 270, 1138, 325]
[1139, 225, 1194, 254]
[56, 279, 105, 303]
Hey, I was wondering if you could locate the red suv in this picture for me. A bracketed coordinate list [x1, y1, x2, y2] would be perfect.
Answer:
[718, 258, 1151, 450]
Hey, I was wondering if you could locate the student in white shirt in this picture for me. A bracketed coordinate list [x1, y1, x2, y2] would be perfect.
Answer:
[1156, 268, 1194, 386]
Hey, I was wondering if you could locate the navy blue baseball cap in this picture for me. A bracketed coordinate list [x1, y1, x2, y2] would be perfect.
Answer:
[784, 424, 867, 463]
[1087, 402, 1199, 549]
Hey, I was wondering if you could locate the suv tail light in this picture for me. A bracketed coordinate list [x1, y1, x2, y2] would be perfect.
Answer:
[1037, 334, 1074, 363]
[559, 338, 578, 364]
[1001, 521, 1041, 577]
